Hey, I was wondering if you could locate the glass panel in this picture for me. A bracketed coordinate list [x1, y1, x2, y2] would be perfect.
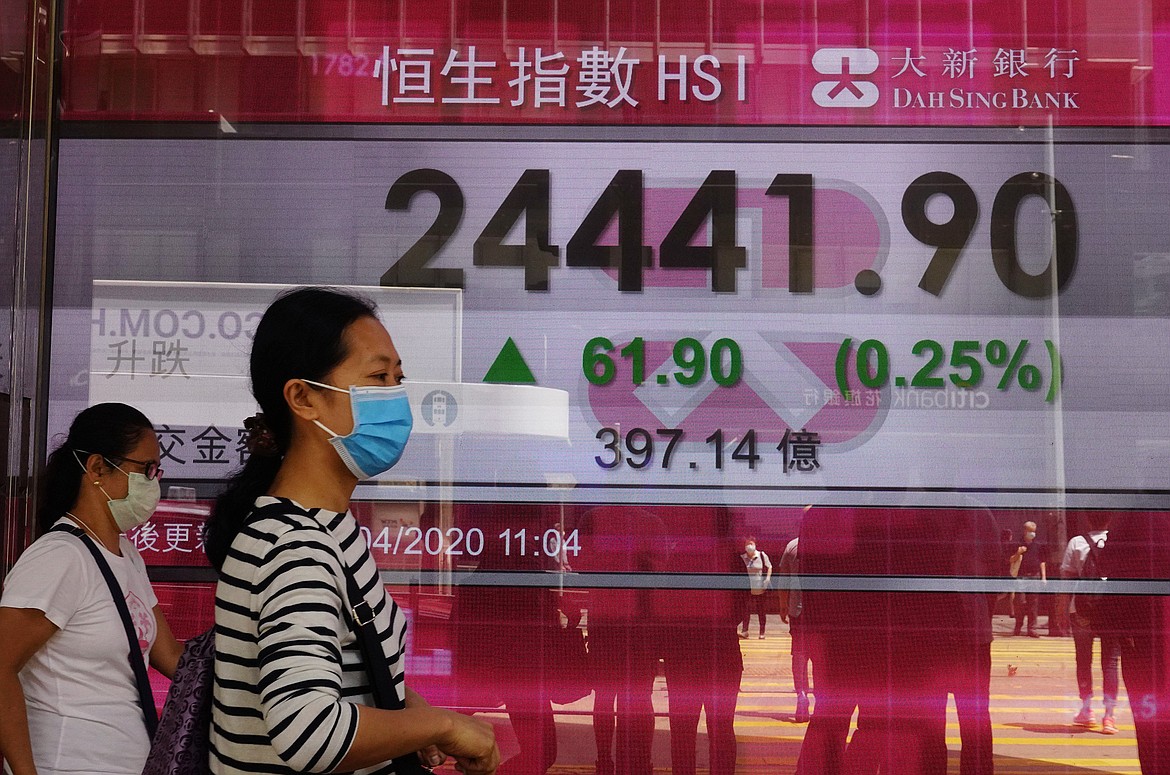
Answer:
[2, 0, 55, 571]
[26, 1, 1170, 773]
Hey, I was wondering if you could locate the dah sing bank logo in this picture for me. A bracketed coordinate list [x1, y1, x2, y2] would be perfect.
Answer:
[811, 48, 880, 108]
[811, 46, 1082, 111]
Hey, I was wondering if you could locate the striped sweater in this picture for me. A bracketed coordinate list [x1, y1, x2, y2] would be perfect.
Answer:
[210, 497, 408, 774]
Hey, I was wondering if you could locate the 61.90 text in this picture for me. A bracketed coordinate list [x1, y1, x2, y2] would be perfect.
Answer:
[584, 336, 743, 387]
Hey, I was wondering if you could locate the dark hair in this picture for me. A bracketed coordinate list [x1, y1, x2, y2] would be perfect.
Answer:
[39, 403, 154, 533]
[1086, 512, 1113, 532]
[204, 287, 377, 571]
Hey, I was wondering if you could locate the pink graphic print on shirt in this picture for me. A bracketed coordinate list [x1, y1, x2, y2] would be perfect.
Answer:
[125, 591, 155, 654]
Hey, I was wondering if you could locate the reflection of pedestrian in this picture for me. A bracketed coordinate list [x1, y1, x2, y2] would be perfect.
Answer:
[796, 508, 948, 775]
[452, 503, 565, 775]
[778, 537, 811, 722]
[658, 507, 742, 775]
[739, 537, 772, 639]
[554, 521, 572, 572]
[939, 508, 1000, 775]
[796, 508, 894, 775]
[1013, 521, 1047, 637]
[577, 506, 663, 775]
[1002, 529, 1019, 616]
[1061, 514, 1121, 733]
[1100, 513, 1170, 773]
[662, 612, 741, 775]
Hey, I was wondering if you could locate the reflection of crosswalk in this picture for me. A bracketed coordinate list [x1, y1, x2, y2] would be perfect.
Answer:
[727, 626, 1140, 774]
[509, 619, 1142, 774]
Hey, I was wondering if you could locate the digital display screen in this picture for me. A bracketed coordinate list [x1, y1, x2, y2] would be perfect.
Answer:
[50, 137, 1170, 507]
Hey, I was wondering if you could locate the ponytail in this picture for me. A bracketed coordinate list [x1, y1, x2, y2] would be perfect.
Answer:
[203, 287, 377, 572]
[39, 446, 85, 533]
[205, 454, 282, 570]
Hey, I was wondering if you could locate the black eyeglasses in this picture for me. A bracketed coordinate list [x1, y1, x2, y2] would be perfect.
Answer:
[113, 456, 164, 481]
[76, 449, 164, 481]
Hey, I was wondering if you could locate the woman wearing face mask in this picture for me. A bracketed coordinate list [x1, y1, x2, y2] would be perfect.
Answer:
[203, 287, 499, 775]
[0, 403, 183, 775]
[739, 537, 772, 640]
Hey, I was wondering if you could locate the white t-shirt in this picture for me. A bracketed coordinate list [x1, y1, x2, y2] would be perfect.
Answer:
[742, 551, 772, 594]
[1, 517, 159, 775]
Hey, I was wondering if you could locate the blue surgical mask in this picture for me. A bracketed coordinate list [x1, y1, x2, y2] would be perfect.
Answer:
[305, 380, 413, 479]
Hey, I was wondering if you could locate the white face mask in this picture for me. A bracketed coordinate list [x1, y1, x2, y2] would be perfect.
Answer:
[103, 467, 161, 532]
[76, 453, 161, 532]
[745, 544, 756, 554]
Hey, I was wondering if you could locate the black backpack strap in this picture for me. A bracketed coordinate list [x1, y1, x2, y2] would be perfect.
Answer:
[248, 499, 428, 774]
[50, 523, 159, 738]
[1081, 533, 1103, 570]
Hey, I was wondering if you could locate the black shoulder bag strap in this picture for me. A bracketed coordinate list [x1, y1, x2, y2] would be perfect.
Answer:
[255, 501, 430, 774]
[332, 530, 432, 773]
[50, 524, 160, 738]
[339, 565, 403, 711]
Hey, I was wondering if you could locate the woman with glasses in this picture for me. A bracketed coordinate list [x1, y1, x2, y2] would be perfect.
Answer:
[0, 402, 183, 775]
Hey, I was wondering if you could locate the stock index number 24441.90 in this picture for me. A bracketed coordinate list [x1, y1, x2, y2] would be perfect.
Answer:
[379, 168, 1078, 298]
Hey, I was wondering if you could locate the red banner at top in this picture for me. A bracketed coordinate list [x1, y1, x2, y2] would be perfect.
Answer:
[60, 0, 1170, 127]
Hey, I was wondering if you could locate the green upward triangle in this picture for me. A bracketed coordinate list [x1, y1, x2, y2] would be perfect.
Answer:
[483, 337, 537, 384]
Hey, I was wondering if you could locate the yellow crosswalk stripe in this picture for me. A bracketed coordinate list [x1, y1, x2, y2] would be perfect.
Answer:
[730, 716, 1135, 732]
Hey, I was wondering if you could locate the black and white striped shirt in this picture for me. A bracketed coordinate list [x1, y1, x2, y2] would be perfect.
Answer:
[210, 497, 408, 774]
